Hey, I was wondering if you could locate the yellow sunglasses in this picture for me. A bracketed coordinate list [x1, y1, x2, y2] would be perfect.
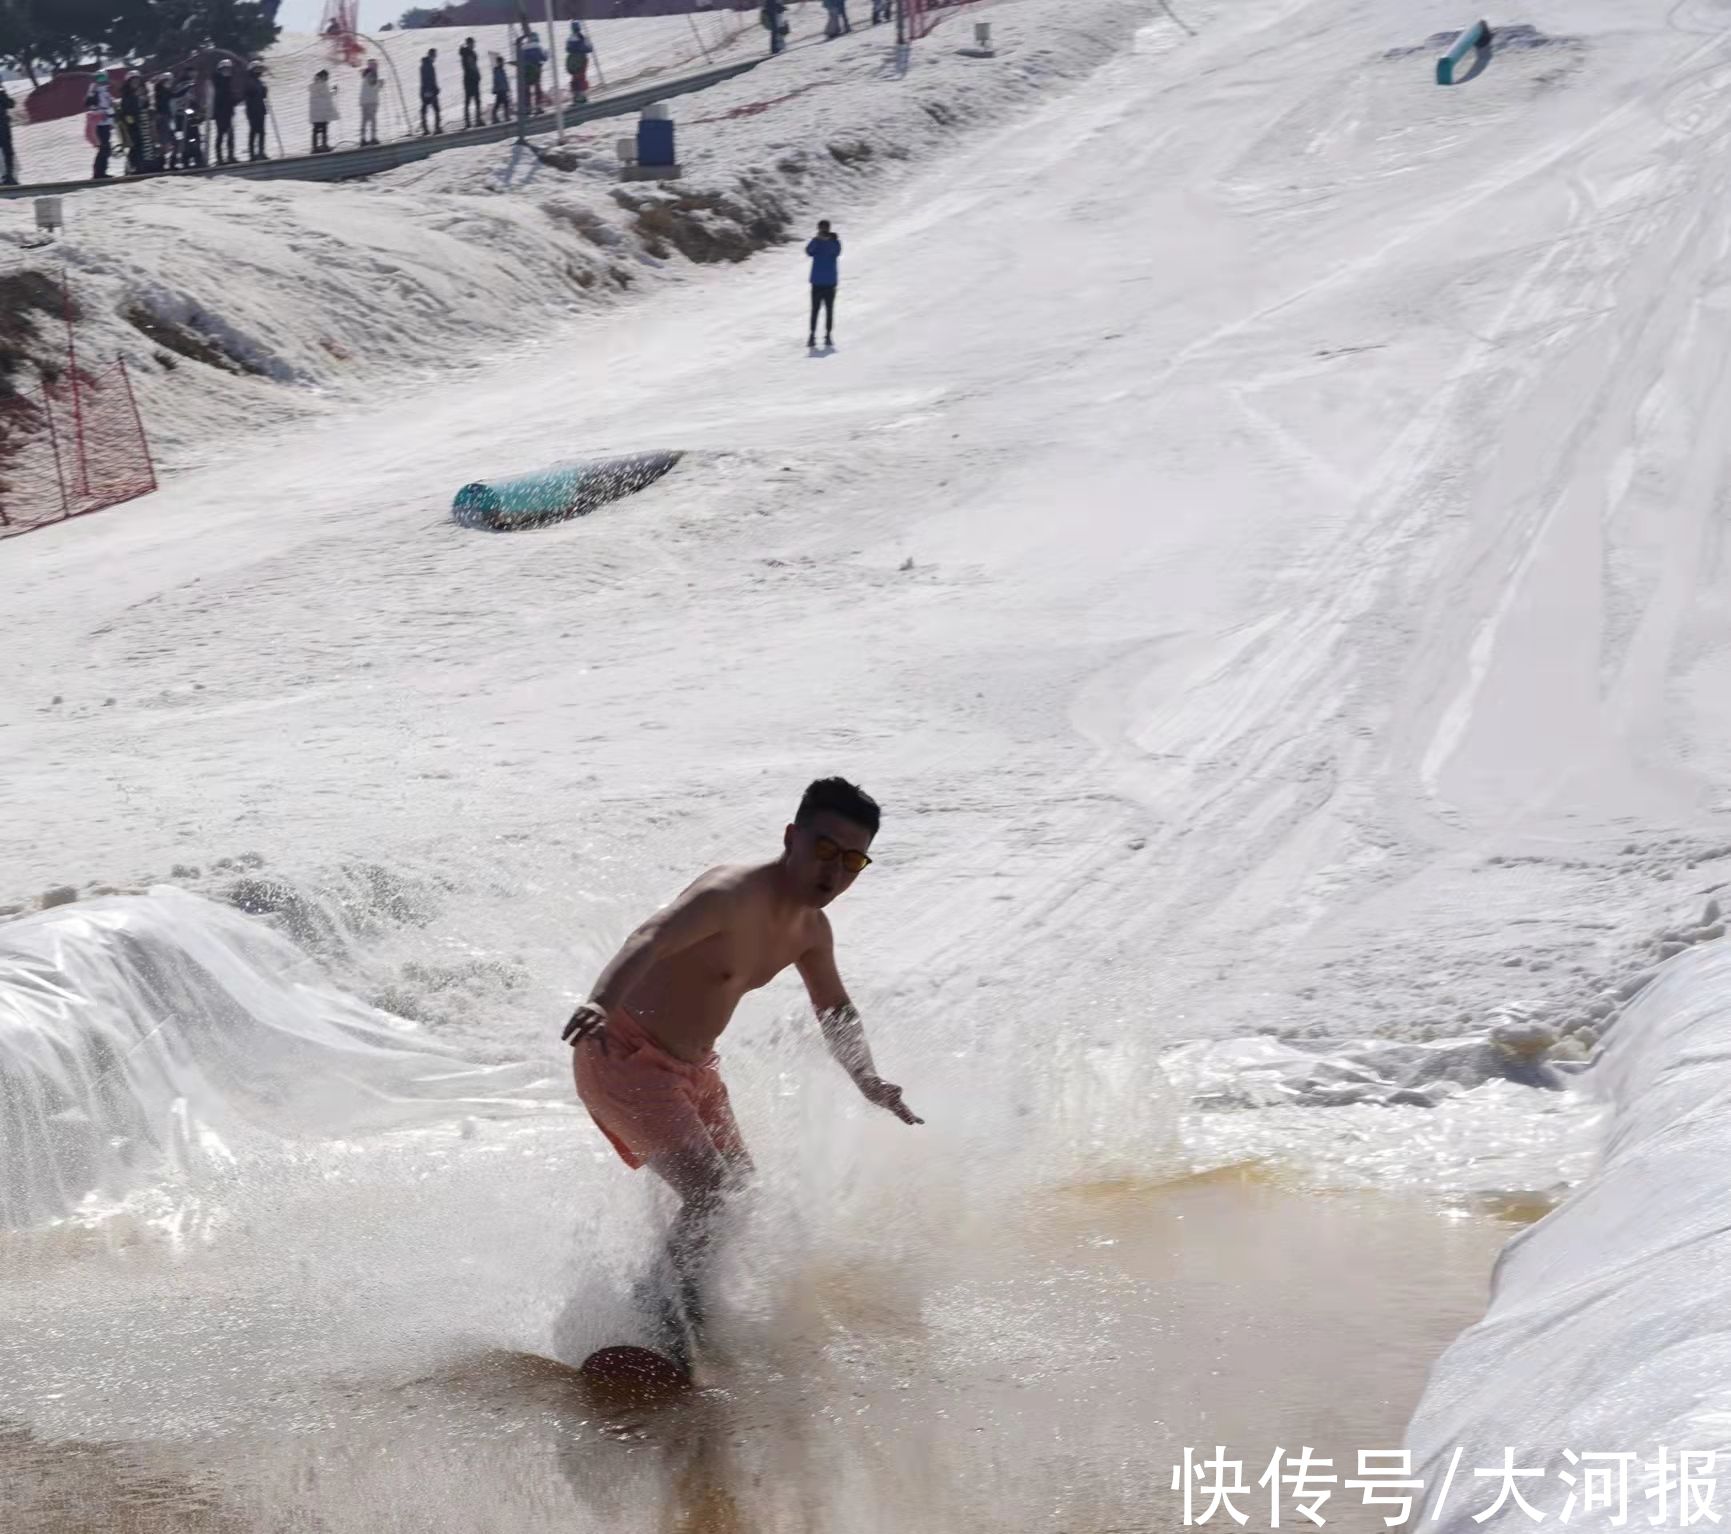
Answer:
[813, 834, 872, 873]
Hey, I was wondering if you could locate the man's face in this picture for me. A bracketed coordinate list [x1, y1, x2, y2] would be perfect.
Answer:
[784, 812, 874, 908]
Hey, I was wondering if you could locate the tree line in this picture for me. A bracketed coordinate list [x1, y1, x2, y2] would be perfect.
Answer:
[0, 0, 282, 86]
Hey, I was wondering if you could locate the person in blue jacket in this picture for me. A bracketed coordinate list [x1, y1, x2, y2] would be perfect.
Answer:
[806, 219, 841, 348]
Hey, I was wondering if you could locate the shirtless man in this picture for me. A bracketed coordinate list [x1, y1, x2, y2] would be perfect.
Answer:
[562, 777, 921, 1367]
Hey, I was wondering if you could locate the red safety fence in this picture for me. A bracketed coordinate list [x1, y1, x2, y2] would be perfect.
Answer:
[904, 0, 982, 40]
[0, 361, 157, 539]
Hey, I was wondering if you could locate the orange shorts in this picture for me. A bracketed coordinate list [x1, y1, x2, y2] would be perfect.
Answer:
[572, 1006, 748, 1171]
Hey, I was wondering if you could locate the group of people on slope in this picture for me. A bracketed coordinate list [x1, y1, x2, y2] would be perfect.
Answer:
[760, 0, 893, 55]
[83, 60, 270, 179]
[61, 20, 596, 182]
[323, 23, 590, 149]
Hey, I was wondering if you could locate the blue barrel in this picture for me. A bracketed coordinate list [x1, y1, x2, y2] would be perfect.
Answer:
[1435, 20, 1491, 84]
[637, 117, 676, 166]
[451, 451, 682, 531]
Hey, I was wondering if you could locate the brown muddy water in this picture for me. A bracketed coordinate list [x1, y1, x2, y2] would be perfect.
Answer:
[0, 1167, 1519, 1534]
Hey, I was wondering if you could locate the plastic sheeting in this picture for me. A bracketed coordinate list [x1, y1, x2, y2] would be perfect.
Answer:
[1408, 941, 1731, 1530]
[0, 889, 550, 1230]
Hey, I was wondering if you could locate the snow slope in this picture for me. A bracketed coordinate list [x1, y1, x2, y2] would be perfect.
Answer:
[0, 0, 1121, 475]
[5, 0, 1731, 1502]
[8, 0, 1731, 1172]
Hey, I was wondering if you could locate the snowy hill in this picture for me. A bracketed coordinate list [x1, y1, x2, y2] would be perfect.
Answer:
[0, 0, 1088, 473]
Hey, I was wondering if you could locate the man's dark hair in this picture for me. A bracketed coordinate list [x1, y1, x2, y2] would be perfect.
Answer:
[796, 777, 879, 836]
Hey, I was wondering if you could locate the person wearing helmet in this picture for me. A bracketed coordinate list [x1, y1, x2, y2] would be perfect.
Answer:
[565, 20, 592, 101]
[86, 69, 116, 180]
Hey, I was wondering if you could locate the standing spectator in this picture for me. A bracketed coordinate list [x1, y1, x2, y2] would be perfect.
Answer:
[1, 80, 19, 186]
[172, 70, 205, 169]
[244, 62, 269, 161]
[308, 67, 338, 152]
[871, 0, 889, 21]
[419, 48, 442, 134]
[211, 59, 238, 164]
[489, 52, 511, 122]
[87, 70, 116, 180]
[762, 0, 788, 55]
[116, 74, 142, 172]
[358, 59, 381, 145]
[565, 20, 593, 102]
[806, 218, 840, 347]
[518, 28, 545, 112]
[152, 73, 179, 169]
[459, 37, 482, 127]
[823, 0, 851, 38]
[125, 72, 164, 171]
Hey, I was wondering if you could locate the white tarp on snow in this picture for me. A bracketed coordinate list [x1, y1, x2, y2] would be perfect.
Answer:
[1409, 940, 1731, 1531]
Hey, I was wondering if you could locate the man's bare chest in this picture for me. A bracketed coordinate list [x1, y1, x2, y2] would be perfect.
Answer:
[690, 921, 809, 995]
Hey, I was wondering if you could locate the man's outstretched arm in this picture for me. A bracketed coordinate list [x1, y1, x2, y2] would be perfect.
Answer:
[561, 880, 729, 1046]
[796, 919, 922, 1125]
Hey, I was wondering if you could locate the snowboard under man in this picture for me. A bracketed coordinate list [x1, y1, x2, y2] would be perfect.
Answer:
[562, 777, 920, 1369]
[806, 219, 841, 348]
